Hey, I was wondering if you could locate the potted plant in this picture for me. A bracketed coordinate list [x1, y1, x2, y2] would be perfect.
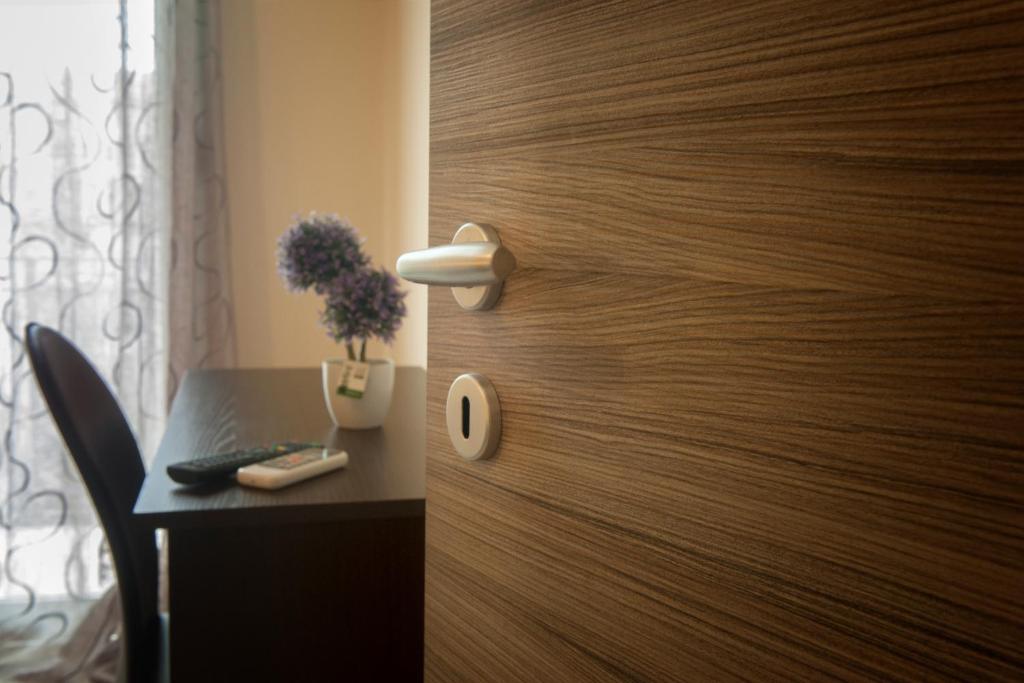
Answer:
[277, 212, 407, 429]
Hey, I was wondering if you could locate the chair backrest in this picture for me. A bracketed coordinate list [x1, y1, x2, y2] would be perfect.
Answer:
[25, 323, 159, 683]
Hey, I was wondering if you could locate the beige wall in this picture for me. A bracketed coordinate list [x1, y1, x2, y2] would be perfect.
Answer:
[221, 0, 429, 368]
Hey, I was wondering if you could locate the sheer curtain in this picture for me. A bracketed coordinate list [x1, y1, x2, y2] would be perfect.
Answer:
[0, 0, 233, 673]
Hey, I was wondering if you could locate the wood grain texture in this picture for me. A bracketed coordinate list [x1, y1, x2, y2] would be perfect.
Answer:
[426, 1, 1024, 681]
[134, 368, 425, 528]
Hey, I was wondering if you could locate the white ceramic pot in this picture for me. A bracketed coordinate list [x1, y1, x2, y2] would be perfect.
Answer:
[321, 358, 395, 429]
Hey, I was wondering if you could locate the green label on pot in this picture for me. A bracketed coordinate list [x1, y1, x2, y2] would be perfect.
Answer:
[336, 360, 370, 398]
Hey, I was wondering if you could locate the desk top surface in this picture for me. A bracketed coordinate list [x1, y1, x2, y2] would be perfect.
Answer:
[134, 367, 425, 528]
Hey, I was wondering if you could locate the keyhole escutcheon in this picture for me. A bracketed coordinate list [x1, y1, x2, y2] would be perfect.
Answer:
[445, 373, 501, 461]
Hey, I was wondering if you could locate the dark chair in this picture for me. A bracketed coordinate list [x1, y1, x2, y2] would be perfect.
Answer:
[25, 323, 167, 683]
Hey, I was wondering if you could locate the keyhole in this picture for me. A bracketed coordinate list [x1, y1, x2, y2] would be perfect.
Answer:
[461, 396, 470, 438]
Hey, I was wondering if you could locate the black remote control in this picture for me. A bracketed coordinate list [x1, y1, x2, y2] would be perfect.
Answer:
[166, 442, 322, 485]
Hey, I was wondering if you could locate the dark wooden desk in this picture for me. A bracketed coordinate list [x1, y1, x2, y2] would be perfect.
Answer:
[134, 367, 425, 682]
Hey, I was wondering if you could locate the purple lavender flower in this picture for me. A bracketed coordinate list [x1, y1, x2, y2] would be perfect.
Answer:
[277, 213, 368, 293]
[320, 267, 407, 345]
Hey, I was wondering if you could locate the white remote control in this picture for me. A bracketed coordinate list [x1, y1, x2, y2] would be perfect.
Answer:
[236, 447, 349, 490]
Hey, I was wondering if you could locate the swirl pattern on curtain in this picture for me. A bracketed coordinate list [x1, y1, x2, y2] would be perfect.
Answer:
[0, 0, 234, 666]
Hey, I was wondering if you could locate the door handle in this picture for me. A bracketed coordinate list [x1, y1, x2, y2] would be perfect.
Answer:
[396, 223, 516, 310]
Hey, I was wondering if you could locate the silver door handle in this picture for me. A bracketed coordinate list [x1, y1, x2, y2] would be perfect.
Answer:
[396, 242, 515, 286]
[396, 223, 515, 310]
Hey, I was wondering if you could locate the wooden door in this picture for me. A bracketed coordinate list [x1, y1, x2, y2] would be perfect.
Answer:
[425, 1, 1024, 680]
